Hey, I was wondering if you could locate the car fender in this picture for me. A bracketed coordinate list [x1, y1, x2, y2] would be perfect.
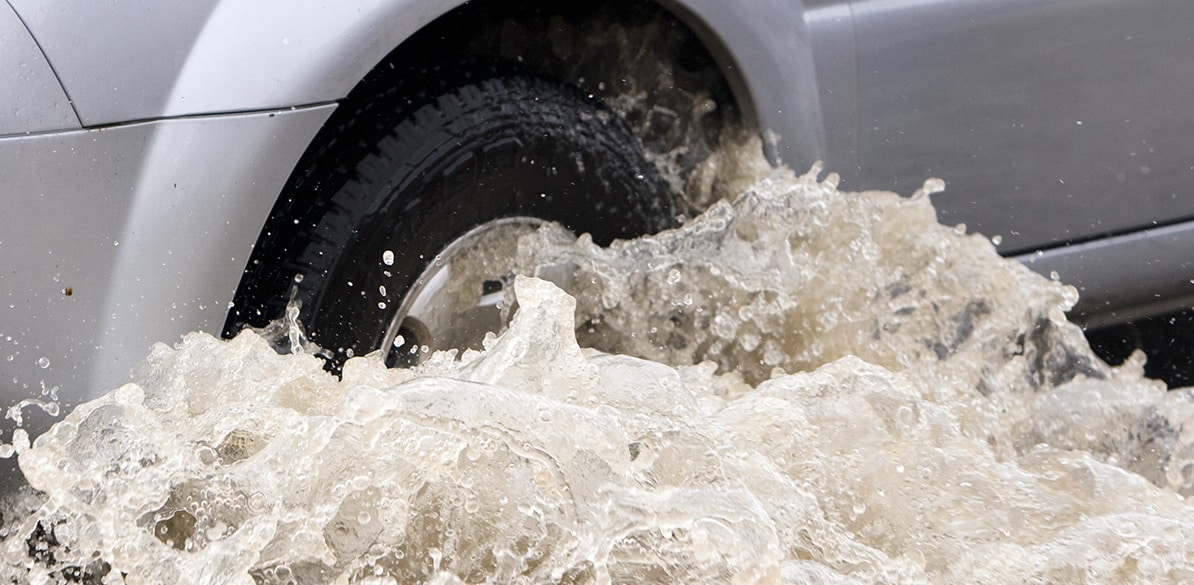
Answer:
[664, 0, 825, 166]
[0, 106, 335, 420]
[11, 0, 824, 164]
[7, 0, 464, 126]
[0, 1, 78, 135]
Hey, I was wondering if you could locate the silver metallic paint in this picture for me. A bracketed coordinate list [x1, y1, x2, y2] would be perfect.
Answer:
[0, 1, 77, 135]
[9, 0, 824, 163]
[803, 0, 1194, 322]
[6, 0, 480, 125]
[0, 107, 334, 424]
[6, 0, 220, 126]
[1020, 222, 1194, 328]
[661, 0, 825, 166]
[802, 0, 858, 173]
[841, 0, 1194, 254]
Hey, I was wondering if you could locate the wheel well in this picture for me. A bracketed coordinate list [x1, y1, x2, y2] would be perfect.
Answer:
[354, 0, 748, 206]
[223, 0, 749, 336]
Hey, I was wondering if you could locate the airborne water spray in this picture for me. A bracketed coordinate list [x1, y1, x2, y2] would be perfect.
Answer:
[3, 150, 1194, 584]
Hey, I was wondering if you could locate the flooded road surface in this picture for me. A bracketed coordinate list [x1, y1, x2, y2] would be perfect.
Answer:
[3, 147, 1194, 584]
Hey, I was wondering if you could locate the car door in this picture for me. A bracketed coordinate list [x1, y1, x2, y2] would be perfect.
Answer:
[827, 0, 1194, 257]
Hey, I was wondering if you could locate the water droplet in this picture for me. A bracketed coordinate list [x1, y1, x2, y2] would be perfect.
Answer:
[36, 357, 49, 369]
[293, 274, 304, 283]
[382, 250, 394, 266]
[911, 177, 946, 200]
[990, 234, 1002, 246]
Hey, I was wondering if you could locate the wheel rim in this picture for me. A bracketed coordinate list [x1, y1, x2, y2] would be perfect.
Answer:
[381, 217, 545, 367]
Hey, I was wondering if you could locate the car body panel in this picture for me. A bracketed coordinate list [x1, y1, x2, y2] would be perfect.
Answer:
[9, 0, 824, 161]
[836, 0, 1194, 255]
[1020, 222, 1194, 327]
[0, 106, 334, 424]
[661, 0, 825, 167]
[7, 0, 423, 125]
[161, 0, 452, 120]
[0, 1, 78, 134]
[801, 0, 858, 174]
[9, 0, 824, 168]
[6, 0, 219, 127]
[800, 0, 1194, 323]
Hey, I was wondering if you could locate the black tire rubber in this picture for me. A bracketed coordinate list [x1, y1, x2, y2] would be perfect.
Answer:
[226, 60, 678, 369]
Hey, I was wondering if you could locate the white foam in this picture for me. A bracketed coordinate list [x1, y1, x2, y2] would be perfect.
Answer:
[4, 153, 1193, 584]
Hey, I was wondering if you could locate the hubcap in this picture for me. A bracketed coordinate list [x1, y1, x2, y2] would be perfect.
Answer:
[382, 217, 544, 367]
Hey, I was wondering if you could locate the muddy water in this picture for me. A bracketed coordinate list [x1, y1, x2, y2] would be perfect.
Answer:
[3, 151, 1194, 584]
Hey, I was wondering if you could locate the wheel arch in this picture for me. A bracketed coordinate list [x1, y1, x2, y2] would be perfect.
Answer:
[653, 0, 826, 166]
[12, 0, 821, 160]
[217, 0, 825, 334]
[170, 0, 823, 166]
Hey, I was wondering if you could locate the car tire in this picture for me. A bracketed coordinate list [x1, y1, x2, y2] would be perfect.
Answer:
[227, 60, 678, 369]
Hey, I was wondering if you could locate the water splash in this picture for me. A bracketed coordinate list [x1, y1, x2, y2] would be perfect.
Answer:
[3, 155, 1194, 584]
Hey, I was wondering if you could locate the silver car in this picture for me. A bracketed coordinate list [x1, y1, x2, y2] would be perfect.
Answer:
[2, 0, 1192, 433]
